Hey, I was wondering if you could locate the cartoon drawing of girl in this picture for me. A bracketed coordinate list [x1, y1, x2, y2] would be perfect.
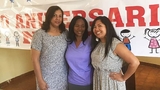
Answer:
[144, 28, 160, 53]
[10, 0, 13, 3]
[0, 32, 1, 43]
[5, 31, 11, 46]
[14, 31, 20, 46]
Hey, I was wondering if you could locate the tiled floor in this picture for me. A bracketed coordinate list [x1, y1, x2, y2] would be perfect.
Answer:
[0, 72, 36, 90]
[0, 62, 160, 90]
[135, 62, 160, 90]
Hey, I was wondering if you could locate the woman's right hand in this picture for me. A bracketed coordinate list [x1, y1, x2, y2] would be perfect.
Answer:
[38, 80, 48, 90]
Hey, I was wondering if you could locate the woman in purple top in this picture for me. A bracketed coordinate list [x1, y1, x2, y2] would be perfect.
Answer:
[65, 16, 93, 90]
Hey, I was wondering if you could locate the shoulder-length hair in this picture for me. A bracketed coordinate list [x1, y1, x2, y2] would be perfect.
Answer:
[41, 6, 65, 33]
[91, 16, 120, 56]
[67, 16, 88, 44]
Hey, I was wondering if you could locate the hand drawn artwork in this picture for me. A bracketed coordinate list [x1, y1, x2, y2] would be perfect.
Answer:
[120, 29, 135, 51]
[144, 28, 160, 53]
[14, 31, 20, 47]
[10, 0, 31, 3]
[0, 32, 1, 43]
[10, 0, 13, 3]
[5, 31, 11, 46]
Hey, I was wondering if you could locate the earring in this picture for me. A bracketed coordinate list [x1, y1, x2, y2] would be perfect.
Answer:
[96, 37, 99, 42]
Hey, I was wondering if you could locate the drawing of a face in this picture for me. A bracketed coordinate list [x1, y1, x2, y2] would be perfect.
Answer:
[148, 29, 160, 38]
[145, 28, 160, 38]
[120, 29, 131, 37]
[121, 32, 131, 37]
[5, 31, 10, 37]
[14, 31, 19, 37]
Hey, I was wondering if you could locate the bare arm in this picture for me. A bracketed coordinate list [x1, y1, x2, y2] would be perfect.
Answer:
[31, 49, 48, 90]
[111, 43, 140, 81]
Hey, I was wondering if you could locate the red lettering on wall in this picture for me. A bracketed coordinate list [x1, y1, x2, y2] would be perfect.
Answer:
[108, 8, 124, 27]
[16, 14, 25, 28]
[25, 13, 36, 28]
[89, 9, 103, 26]
[64, 11, 70, 28]
[126, 6, 146, 26]
[22, 31, 34, 44]
[72, 10, 86, 17]
[149, 4, 159, 26]
[37, 13, 43, 28]
[0, 15, 9, 28]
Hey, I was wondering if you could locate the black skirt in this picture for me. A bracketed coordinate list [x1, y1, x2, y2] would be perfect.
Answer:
[68, 83, 93, 90]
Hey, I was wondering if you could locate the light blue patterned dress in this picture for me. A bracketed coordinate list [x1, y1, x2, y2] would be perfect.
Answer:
[31, 29, 68, 90]
[91, 38, 126, 90]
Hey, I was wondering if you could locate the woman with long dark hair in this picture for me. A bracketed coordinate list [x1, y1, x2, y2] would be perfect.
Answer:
[91, 16, 139, 90]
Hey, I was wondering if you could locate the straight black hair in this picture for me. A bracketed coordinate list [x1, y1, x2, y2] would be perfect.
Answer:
[91, 16, 120, 56]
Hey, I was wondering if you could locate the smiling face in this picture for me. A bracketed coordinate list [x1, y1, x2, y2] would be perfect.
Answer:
[74, 19, 85, 38]
[93, 20, 107, 42]
[121, 32, 131, 37]
[148, 29, 160, 38]
[50, 9, 63, 28]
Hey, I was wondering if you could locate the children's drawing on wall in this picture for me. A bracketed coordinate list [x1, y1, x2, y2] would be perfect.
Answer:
[10, 0, 13, 3]
[120, 29, 135, 51]
[13, 31, 20, 47]
[5, 31, 11, 46]
[0, 31, 1, 43]
[144, 28, 160, 53]
[10, 0, 31, 3]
